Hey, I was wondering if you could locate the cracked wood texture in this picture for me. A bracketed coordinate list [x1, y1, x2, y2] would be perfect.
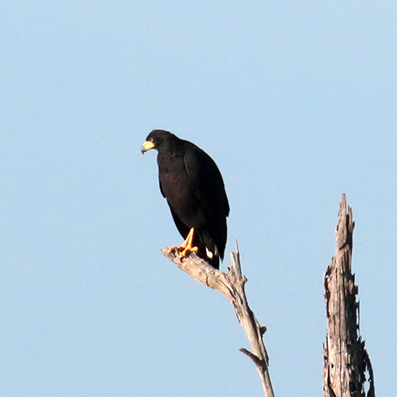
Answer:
[162, 246, 275, 397]
[323, 194, 375, 397]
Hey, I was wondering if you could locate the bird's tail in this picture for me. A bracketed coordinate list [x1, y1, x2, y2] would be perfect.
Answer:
[195, 246, 220, 269]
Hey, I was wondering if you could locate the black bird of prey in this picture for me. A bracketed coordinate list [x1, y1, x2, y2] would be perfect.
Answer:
[141, 129, 229, 269]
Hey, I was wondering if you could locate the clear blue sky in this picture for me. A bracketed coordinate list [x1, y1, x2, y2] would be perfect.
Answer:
[1, 1, 396, 396]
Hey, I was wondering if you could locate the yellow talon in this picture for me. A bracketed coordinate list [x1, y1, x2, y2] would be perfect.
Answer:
[168, 228, 198, 258]
[179, 245, 198, 258]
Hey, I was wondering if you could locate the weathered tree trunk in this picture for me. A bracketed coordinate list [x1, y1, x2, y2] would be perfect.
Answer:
[162, 244, 275, 397]
[323, 194, 375, 397]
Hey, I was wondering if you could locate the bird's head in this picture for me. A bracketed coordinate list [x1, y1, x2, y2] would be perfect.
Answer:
[141, 129, 177, 154]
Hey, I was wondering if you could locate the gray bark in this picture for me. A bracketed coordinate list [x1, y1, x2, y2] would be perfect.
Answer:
[323, 194, 375, 397]
[162, 244, 275, 397]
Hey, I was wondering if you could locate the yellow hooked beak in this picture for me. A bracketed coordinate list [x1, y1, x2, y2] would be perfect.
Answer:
[141, 140, 155, 154]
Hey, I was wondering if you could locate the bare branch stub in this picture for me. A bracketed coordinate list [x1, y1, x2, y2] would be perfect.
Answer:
[162, 247, 275, 397]
[323, 194, 375, 397]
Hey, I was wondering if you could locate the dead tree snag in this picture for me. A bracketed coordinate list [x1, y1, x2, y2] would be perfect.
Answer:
[323, 194, 375, 397]
[162, 244, 275, 397]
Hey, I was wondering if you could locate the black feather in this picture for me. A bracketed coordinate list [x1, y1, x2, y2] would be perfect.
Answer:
[143, 129, 229, 269]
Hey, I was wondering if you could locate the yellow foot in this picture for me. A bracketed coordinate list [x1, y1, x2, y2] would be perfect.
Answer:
[167, 245, 183, 254]
[167, 244, 199, 257]
[179, 245, 198, 258]
[167, 228, 198, 258]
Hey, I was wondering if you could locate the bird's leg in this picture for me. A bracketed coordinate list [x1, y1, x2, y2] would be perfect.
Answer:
[167, 228, 198, 258]
[179, 228, 199, 258]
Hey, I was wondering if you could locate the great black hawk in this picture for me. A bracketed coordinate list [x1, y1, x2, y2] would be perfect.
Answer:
[141, 129, 229, 269]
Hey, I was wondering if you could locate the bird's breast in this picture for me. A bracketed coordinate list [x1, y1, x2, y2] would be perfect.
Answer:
[158, 157, 204, 227]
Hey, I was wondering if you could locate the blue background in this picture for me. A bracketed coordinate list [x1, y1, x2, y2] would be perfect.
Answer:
[1, 1, 396, 396]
